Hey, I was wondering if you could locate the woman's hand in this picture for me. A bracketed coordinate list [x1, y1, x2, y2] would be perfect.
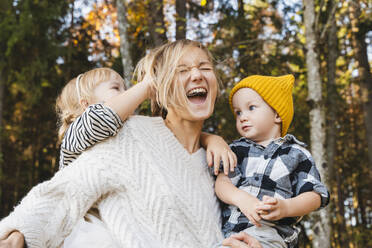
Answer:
[0, 231, 25, 248]
[200, 133, 237, 175]
[222, 232, 262, 248]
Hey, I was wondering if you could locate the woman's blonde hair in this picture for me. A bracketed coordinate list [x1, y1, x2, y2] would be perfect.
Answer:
[56, 68, 124, 143]
[134, 39, 220, 118]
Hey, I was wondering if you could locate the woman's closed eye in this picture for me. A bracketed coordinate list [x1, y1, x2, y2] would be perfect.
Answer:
[200, 66, 212, 71]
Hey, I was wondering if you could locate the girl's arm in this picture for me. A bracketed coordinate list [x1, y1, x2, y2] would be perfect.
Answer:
[200, 133, 237, 175]
[104, 76, 153, 122]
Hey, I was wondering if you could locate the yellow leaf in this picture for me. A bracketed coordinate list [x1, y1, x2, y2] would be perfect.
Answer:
[201, 0, 207, 6]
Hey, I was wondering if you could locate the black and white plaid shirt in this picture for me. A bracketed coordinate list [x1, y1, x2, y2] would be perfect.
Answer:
[59, 103, 123, 169]
[221, 134, 330, 247]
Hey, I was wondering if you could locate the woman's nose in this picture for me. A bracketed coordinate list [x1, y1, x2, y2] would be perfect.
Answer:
[190, 67, 202, 82]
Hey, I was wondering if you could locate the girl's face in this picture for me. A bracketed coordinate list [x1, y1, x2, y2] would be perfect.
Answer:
[91, 76, 125, 104]
[170, 46, 218, 122]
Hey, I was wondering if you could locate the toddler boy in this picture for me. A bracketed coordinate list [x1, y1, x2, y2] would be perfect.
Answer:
[215, 75, 329, 248]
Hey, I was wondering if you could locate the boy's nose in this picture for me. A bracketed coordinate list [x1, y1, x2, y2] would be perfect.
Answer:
[239, 112, 249, 122]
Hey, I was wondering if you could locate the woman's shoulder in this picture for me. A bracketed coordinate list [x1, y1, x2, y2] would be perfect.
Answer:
[123, 115, 165, 132]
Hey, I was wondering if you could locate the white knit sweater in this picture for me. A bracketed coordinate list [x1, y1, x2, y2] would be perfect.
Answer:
[0, 116, 224, 248]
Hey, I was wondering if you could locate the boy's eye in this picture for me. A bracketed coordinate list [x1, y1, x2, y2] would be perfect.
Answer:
[249, 105, 256, 111]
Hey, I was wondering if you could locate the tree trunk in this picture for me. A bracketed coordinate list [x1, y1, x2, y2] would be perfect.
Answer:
[303, 0, 331, 247]
[175, 0, 186, 40]
[326, 1, 337, 185]
[0, 67, 4, 206]
[349, 1, 372, 171]
[147, 0, 167, 46]
[117, 0, 133, 90]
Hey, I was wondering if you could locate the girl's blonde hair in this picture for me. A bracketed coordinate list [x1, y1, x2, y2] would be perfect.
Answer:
[56, 68, 124, 143]
[134, 39, 220, 118]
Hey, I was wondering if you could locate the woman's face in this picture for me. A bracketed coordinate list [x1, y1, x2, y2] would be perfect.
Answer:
[170, 46, 218, 122]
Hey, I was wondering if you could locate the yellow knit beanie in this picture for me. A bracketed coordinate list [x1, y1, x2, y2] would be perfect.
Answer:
[229, 74, 295, 137]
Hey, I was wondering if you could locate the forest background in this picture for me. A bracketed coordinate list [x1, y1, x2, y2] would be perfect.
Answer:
[0, 0, 371, 247]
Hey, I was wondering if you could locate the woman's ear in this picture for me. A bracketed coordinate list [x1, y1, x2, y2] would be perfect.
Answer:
[80, 99, 89, 109]
[274, 113, 282, 124]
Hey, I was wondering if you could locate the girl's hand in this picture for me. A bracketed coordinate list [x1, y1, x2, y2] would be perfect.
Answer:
[0, 231, 25, 248]
[201, 133, 237, 175]
[222, 232, 262, 248]
[256, 195, 288, 221]
[236, 192, 262, 227]
[139, 71, 155, 99]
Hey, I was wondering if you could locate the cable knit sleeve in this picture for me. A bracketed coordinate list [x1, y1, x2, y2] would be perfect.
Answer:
[0, 144, 123, 248]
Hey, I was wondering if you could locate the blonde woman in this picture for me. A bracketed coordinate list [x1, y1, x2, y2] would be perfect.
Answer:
[0, 40, 260, 248]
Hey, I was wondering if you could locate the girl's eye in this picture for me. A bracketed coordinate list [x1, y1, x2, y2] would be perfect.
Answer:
[249, 105, 256, 111]
[235, 110, 241, 116]
[200, 67, 212, 71]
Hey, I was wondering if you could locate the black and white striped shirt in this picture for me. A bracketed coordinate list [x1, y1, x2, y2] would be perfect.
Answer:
[59, 103, 123, 169]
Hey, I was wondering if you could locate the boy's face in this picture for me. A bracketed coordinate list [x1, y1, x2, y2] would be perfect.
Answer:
[232, 88, 281, 145]
[92, 77, 125, 104]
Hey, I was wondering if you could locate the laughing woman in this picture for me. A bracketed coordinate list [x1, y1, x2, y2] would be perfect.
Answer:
[0, 40, 258, 248]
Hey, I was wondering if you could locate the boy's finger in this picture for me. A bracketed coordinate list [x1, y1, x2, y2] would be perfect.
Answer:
[256, 204, 272, 212]
[206, 151, 213, 167]
[214, 154, 220, 175]
[232, 152, 237, 167]
[228, 152, 237, 171]
[222, 154, 229, 175]
[262, 195, 277, 204]
[248, 216, 259, 227]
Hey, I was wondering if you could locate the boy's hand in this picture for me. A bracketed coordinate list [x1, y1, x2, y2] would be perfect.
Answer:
[202, 134, 237, 175]
[236, 192, 262, 227]
[256, 195, 288, 221]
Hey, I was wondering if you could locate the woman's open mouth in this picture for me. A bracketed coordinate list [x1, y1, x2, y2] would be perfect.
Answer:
[186, 87, 208, 104]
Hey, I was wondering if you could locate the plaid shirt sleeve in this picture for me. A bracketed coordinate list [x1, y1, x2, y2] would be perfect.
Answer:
[292, 146, 330, 208]
[227, 145, 243, 186]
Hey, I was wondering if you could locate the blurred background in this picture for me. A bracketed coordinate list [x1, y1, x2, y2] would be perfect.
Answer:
[0, 0, 371, 247]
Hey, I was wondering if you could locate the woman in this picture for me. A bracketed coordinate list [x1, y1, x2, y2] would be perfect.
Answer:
[0, 40, 261, 248]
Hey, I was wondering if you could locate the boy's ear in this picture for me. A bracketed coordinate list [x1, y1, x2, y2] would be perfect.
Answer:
[80, 99, 89, 109]
[274, 113, 282, 124]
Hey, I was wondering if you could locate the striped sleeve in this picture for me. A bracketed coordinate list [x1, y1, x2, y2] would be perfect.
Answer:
[59, 104, 123, 169]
